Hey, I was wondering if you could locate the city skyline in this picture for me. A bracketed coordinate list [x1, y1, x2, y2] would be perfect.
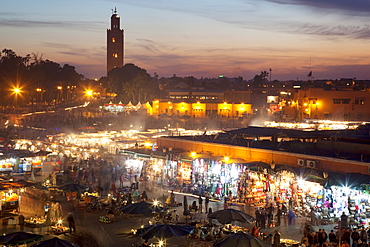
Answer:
[2, 0, 370, 80]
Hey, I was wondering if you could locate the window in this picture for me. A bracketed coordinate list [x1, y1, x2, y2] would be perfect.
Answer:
[112, 38, 116, 42]
[333, 99, 350, 104]
[113, 53, 118, 58]
[354, 99, 365, 105]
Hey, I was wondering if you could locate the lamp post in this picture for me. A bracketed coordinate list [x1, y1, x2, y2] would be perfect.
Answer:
[13, 87, 21, 113]
[57, 86, 62, 105]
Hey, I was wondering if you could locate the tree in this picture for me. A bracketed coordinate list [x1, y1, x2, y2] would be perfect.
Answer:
[260, 71, 269, 81]
[105, 63, 156, 103]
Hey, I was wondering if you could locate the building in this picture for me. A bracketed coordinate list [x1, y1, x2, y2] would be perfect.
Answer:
[281, 88, 370, 121]
[107, 8, 124, 74]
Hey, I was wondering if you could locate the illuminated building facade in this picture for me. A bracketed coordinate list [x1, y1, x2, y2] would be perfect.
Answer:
[282, 88, 370, 121]
[151, 100, 252, 118]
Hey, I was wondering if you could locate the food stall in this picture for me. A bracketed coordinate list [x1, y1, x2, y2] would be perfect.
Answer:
[1, 190, 19, 213]
[32, 159, 43, 174]
[0, 159, 14, 173]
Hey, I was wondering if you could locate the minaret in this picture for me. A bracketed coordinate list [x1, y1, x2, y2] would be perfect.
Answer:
[107, 7, 124, 74]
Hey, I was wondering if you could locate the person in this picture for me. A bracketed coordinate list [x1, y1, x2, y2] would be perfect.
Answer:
[336, 228, 344, 246]
[288, 208, 295, 225]
[44, 202, 51, 216]
[198, 195, 203, 213]
[106, 208, 115, 222]
[311, 209, 318, 226]
[342, 241, 350, 247]
[67, 212, 76, 234]
[329, 230, 337, 244]
[191, 201, 197, 212]
[343, 228, 351, 246]
[127, 193, 133, 204]
[171, 210, 179, 222]
[341, 212, 348, 229]
[141, 191, 148, 201]
[135, 175, 139, 190]
[205, 194, 210, 213]
[18, 213, 25, 231]
[223, 197, 228, 209]
[318, 229, 328, 245]
[351, 228, 360, 247]
[360, 227, 367, 244]
[251, 225, 260, 238]
[130, 175, 135, 191]
[133, 190, 140, 202]
[273, 230, 281, 247]
[301, 239, 309, 247]
[182, 182, 187, 193]
[267, 203, 275, 227]
[170, 190, 175, 207]
[119, 173, 124, 188]
[276, 205, 282, 226]
[255, 208, 261, 227]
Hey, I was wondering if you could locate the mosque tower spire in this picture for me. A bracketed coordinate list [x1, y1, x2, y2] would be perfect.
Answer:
[107, 7, 124, 74]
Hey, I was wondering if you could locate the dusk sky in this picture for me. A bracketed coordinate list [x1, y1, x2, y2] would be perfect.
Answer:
[2, 0, 370, 80]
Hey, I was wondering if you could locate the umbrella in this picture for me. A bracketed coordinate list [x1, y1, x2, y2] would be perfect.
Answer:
[31, 237, 80, 247]
[208, 209, 255, 224]
[139, 224, 195, 240]
[58, 183, 87, 192]
[16, 179, 36, 187]
[0, 232, 42, 245]
[213, 231, 270, 247]
[34, 150, 52, 156]
[120, 201, 159, 215]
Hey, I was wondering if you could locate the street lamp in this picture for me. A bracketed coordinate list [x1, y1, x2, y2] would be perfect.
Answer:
[13, 87, 21, 113]
[57, 86, 62, 105]
[85, 90, 93, 97]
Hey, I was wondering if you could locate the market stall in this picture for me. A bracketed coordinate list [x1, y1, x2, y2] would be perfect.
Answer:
[1, 190, 19, 213]
[24, 216, 46, 228]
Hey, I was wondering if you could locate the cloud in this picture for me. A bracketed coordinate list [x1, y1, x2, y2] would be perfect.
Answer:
[265, 0, 370, 14]
[296, 23, 370, 39]
[0, 18, 104, 31]
[38, 42, 105, 67]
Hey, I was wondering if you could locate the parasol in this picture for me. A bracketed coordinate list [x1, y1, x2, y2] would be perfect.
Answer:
[121, 201, 161, 215]
[208, 209, 255, 224]
[34, 150, 52, 156]
[31, 237, 80, 247]
[0, 232, 42, 245]
[139, 224, 194, 240]
[58, 183, 87, 192]
[213, 231, 270, 247]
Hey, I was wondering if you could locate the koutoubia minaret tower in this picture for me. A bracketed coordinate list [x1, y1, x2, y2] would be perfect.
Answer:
[107, 7, 124, 74]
